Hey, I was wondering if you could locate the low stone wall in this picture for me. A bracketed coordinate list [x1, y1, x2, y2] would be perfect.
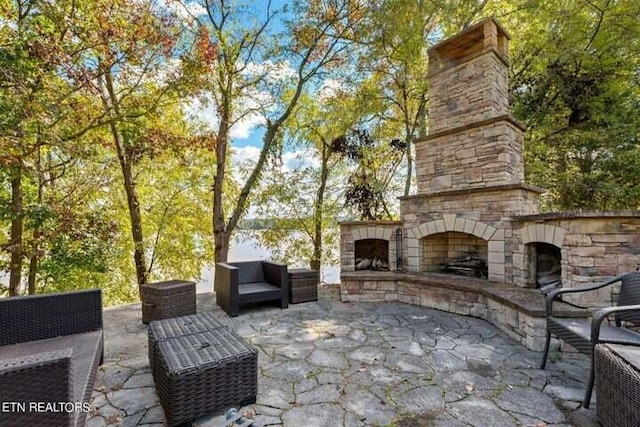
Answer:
[341, 271, 586, 351]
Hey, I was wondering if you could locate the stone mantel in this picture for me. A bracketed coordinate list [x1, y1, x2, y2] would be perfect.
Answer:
[339, 220, 403, 226]
[514, 210, 640, 221]
[398, 183, 545, 201]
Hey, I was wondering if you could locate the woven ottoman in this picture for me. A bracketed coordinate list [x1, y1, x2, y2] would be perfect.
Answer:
[595, 343, 640, 427]
[148, 312, 225, 375]
[141, 280, 196, 324]
[155, 328, 258, 426]
[288, 269, 318, 304]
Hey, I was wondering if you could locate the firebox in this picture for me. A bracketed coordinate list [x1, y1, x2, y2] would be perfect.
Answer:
[355, 239, 389, 271]
[422, 232, 488, 278]
[528, 242, 561, 291]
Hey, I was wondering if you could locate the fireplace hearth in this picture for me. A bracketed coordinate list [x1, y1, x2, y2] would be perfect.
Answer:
[442, 255, 488, 278]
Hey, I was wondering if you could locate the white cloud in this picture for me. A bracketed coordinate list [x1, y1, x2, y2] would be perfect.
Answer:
[184, 90, 267, 140]
[243, 60, 297, 83]
[232, 145, 261, 166]
[184, 94, 217, 130]
[231, 147, 320, 174]
[231, 113, 264, 139]
[318, 78, 345, 100]
[157, 0, 207, 24]
[281, 149, 320, 172]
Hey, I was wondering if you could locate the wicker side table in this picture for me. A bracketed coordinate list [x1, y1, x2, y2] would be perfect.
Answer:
[155, 328, 258, 426]
[288, 269, 318, 304]
[140, 280, 196, 324]
[595, 343, 640, 427]
[148, 312, 225, 375]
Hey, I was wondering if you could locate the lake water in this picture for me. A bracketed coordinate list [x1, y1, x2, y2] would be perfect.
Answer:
[0, 233, 340, 294]
[197, 233, 340, 293]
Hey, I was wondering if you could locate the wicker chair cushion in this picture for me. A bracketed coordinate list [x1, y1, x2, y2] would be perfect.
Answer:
[0, 330, 102, 404]
[230, 262, 265, 284]
[549, 317, 640, 352]
[238, 282, 280, 295]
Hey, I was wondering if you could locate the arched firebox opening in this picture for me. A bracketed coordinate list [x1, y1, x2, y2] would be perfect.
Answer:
[355, 239, 389, 271]
[422, 232, 488, 278]
[527, 242, 562, 291]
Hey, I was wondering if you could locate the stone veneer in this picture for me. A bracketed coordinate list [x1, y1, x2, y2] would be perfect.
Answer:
[416, 118, 526, 192]
[427, 19, 510, 134]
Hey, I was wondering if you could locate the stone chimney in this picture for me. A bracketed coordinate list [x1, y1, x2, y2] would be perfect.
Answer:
[416, 18, 526, 193]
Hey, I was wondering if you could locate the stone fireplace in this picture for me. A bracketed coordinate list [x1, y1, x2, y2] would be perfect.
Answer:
[340, 18, 640, 350]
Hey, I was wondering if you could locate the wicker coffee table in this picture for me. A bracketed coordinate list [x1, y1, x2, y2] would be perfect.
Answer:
[140, 280, 196, 324]
[155, 328, 258, 426]
[595, 343, 640, 427]
[148, 312, 225, 375]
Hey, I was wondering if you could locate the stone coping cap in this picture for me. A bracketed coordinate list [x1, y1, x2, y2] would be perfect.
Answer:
[398, 183, 546, 201]
[415, 114, 526, 142]
[428, 18, 510, 55]
[339, 220, 403, 226]
[340, 271, 588, 318]
[514, 210, 640, 221]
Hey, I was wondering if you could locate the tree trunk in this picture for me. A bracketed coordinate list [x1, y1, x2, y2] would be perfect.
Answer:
[213, 230, 230, 263]
[8, 164, 23, 296]
[27, 238, 39, 295]
[27, 146, 44, 295]
[121, 153, 147, 287]
[213, 98, 231, 263]
[311, 142, 329, 272]
[403, 136, 413, 197]
[101, 67, 148, 288]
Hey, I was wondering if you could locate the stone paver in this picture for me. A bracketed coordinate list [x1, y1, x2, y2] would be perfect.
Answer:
[88, 288, 599, 426]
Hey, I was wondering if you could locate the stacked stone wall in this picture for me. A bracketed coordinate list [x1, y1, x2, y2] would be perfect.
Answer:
[401, 187, 541, 228]
[429, 51, 509, 134]
[415, 120, 525, 192]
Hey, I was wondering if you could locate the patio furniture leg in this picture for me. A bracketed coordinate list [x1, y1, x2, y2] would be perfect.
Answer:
[241, 396, 257, 406]
[584, 352, 596, 408]
[540, 330, 551, 369]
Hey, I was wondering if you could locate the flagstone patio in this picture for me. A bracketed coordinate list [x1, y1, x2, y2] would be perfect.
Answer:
[86, 287, 600, 427]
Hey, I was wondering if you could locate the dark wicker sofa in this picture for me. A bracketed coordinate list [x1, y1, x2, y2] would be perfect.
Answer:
[215, 261, 288, 317]
[0, 289, 103, 427]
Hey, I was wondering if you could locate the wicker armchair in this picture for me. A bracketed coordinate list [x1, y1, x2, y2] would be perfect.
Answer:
[540, 271, 640, 408]
[215, 261, 288, 317]
[0, 289, 103, 427]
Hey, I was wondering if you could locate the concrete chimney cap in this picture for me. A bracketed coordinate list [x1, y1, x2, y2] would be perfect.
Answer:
[428, 17, 511, 54]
